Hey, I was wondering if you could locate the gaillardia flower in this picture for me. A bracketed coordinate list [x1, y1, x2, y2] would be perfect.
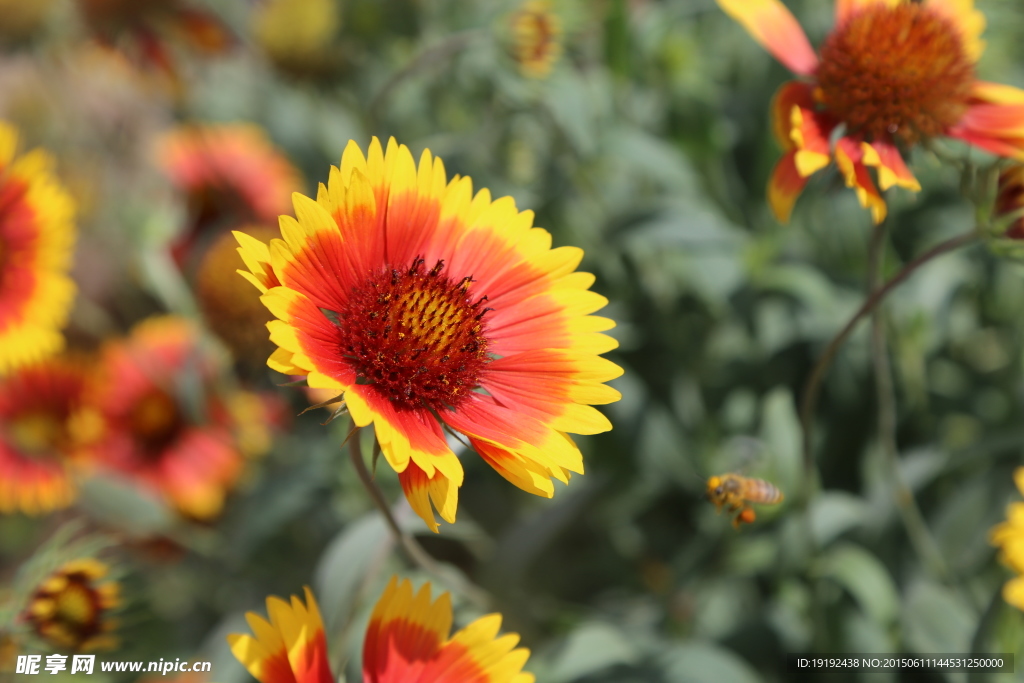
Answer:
[718, 0, 1024, 223]
[0, 356, 94, 516]
[363, 577, 534, 683]
[88, 316, 245, 520]
[23, 558, 120, 651]
[227, 587, 332, 683]
[0, 122, 76, 375]
[235, 137, 621, 531]
[228, 577, 534, 683]
[990, 468, 1024, 611]
[158, 124, 302, 267]
[511, 0, 562, 79]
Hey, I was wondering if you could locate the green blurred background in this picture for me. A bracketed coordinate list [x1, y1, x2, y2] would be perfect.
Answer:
[4, 0, 1024, 681]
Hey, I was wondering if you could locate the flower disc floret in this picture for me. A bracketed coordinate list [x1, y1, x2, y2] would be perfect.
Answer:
[816, 3, 974, 144]
[335, 257, 491, 410]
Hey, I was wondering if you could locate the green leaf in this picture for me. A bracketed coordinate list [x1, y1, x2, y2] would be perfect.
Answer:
[548, 621, 639, 683]
[759, 388, 802, 497]
[902, 579, 976, 655]
[660, 642, 763, 683]
[816, 543, 899, 625]
[809, 492, 870, 547]
[77, 474, 174, 536]
[314, 512, 394, 633]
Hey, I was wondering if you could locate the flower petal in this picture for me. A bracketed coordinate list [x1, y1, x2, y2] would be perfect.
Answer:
[861, 140, 921, 192]
[767, 151, 809, 223]
[925, 0, 986, 62]
[835, 137, 887, 224]
[716, 0, 818, 75]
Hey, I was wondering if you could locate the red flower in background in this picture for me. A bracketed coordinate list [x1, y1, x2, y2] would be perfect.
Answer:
[87, 316, 268, 520]
[157, 124, 302, 270]
[0, 355, 95, 516]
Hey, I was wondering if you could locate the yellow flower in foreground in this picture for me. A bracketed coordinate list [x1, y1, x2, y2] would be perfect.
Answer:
[235, 137, 622, 531]
[990, 468, 1024, 610]
[511, 0, 562, 78]
[0, 122, 76, 375]
[228, 578, 534, 683]
[23, 559, 120, 651]
[718, 0, 1024, 224]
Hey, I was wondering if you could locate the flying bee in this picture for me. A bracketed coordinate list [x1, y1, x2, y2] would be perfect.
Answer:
[706, 473, 784, 528]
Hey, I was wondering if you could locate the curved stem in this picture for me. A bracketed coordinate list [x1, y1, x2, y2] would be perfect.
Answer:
[867, 222, 951, 582]
[347, 430, 491, 607]
[799, 229, 980, 485]
[348, 431, 443, 573]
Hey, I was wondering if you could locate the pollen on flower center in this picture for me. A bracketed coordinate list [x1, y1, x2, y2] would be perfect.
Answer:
[54, 582, 97, 626]
[331, 257, 492, 411]
[816, 3, 974, 145]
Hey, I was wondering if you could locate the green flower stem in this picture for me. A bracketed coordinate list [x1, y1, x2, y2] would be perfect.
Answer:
[348, 429, 443, 573]
[798, 228, 981, 487]
[868, 221, 950, 583]
[347, 429, 491, 608]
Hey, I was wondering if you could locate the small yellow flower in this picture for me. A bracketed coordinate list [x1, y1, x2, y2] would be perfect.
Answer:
[511, 0, 563, 79]
[252, 0, 340, 72]
[989, 468, 1024, 610]
[23, 559, 120, 652]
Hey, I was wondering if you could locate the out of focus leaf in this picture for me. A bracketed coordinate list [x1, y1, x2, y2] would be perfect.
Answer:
[816, 543, 899, 625]
[314, 511, 393, 633]
[809, 492, 870, 547]
[902, 579, 976, 655]
[547, 621, 640, 683]
[759, 388, 802, 499]
[77, 474, 174, 537]
[660, 642, 763, 683]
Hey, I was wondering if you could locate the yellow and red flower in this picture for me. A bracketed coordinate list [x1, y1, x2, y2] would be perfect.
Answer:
[363, 577, 534, 683]
[0, 355, 94, 516]
[511, 1, 562, 79]
[718, 0, 1024, 223]
[87, 316, 245, 520]
[0, 122, 76, 375]
[990, 468, 1024, 611]
[227, 587, 332, 683]
[158, 125, 302, 268]
[228, 578, 534, 683]
[23, 558, 120, 652]
[235, 137, 621, 531]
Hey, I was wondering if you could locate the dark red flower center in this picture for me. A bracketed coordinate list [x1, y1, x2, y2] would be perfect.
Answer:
[129, 390, 182, 453]
[330, 258, 491, 411]
[28, 571, 104, 647]
[816, 3, 974, 145]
